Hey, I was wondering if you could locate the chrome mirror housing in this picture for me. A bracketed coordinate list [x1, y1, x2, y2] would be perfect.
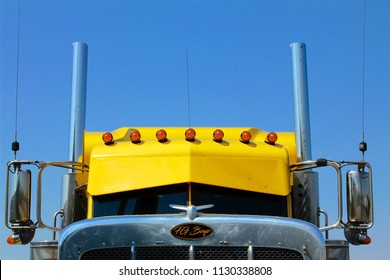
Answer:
[346, 170, 372, 226]
[9, 169, 32, 224]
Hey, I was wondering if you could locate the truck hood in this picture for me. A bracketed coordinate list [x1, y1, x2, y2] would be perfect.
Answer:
[58, 214, 325, 260]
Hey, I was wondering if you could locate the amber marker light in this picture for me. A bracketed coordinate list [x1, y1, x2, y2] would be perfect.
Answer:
[363, 235, 372, 245]
[156, 129, 168, 142]
[130, 130, 141, 143]
[240, 131, 251, 143]
[266, 132, 278, 145]
[7, 234, 21, 245]
[185, 128, 196, 141]
[213, 129, 224, 142]
[102, 132, 114, 145]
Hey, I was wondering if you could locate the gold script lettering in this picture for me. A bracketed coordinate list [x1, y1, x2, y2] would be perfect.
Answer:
[172, 224, 213, 239]
[173, 226, 190, 236]
[190, 226, 212, 237]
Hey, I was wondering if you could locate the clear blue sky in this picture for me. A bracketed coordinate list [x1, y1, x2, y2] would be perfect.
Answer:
[0, 0, 389, 260]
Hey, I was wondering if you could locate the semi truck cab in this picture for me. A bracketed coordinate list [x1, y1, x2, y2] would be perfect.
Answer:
[5, 42, 373, 260]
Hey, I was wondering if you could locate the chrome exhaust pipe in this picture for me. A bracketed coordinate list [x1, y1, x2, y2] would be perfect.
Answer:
[290, 42, 318, 226]
[291, 42, 312, 162]
[61, 42, 88, 228]
[69, 42, 88, 163]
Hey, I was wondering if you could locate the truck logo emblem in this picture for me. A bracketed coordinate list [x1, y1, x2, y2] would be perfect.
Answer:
[171, 223, 214, 240]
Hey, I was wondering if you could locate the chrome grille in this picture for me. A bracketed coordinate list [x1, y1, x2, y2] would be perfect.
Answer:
[81, 247, 131, 260]
[136, 246, 189, 260]
[80, 246, 304, 260]
[195, 246, 248, 260]
[253, 247, 304, 260]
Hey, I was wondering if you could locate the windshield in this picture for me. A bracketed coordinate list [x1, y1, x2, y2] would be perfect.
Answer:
[93, 183, 288, 217]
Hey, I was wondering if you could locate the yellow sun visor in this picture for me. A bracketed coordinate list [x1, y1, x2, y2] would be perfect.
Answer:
[85, 128, 297, 196]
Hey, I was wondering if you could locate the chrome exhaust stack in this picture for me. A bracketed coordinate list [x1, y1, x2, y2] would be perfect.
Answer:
[290, 42, 319, 226]
[69, 42, 88, 163]
[291, 42, 312, 162]
[61, 42, 88, 228]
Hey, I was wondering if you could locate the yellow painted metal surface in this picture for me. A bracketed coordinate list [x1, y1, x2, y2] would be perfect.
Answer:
[83, 128, 297, 197]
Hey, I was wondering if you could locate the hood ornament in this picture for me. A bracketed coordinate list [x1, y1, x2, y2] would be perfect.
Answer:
[169, 204, 214, 220]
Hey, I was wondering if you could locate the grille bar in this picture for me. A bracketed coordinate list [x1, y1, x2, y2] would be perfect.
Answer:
[81, 245, 304, 260]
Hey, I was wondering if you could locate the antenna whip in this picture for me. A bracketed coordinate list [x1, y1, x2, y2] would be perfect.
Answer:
[12, 0, 22, 159]
[186, 52, 191, 127]
[359, 0, 367, 160]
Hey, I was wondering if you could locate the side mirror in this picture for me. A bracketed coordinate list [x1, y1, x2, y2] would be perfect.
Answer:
[9, 169, 32, 224]
[346, 170, 372, 226]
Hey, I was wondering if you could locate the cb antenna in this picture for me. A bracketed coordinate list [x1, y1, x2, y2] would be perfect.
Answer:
[12, 0, 22, 160]
[359, 0, 367, 161]
[186, 52, 192, 127]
